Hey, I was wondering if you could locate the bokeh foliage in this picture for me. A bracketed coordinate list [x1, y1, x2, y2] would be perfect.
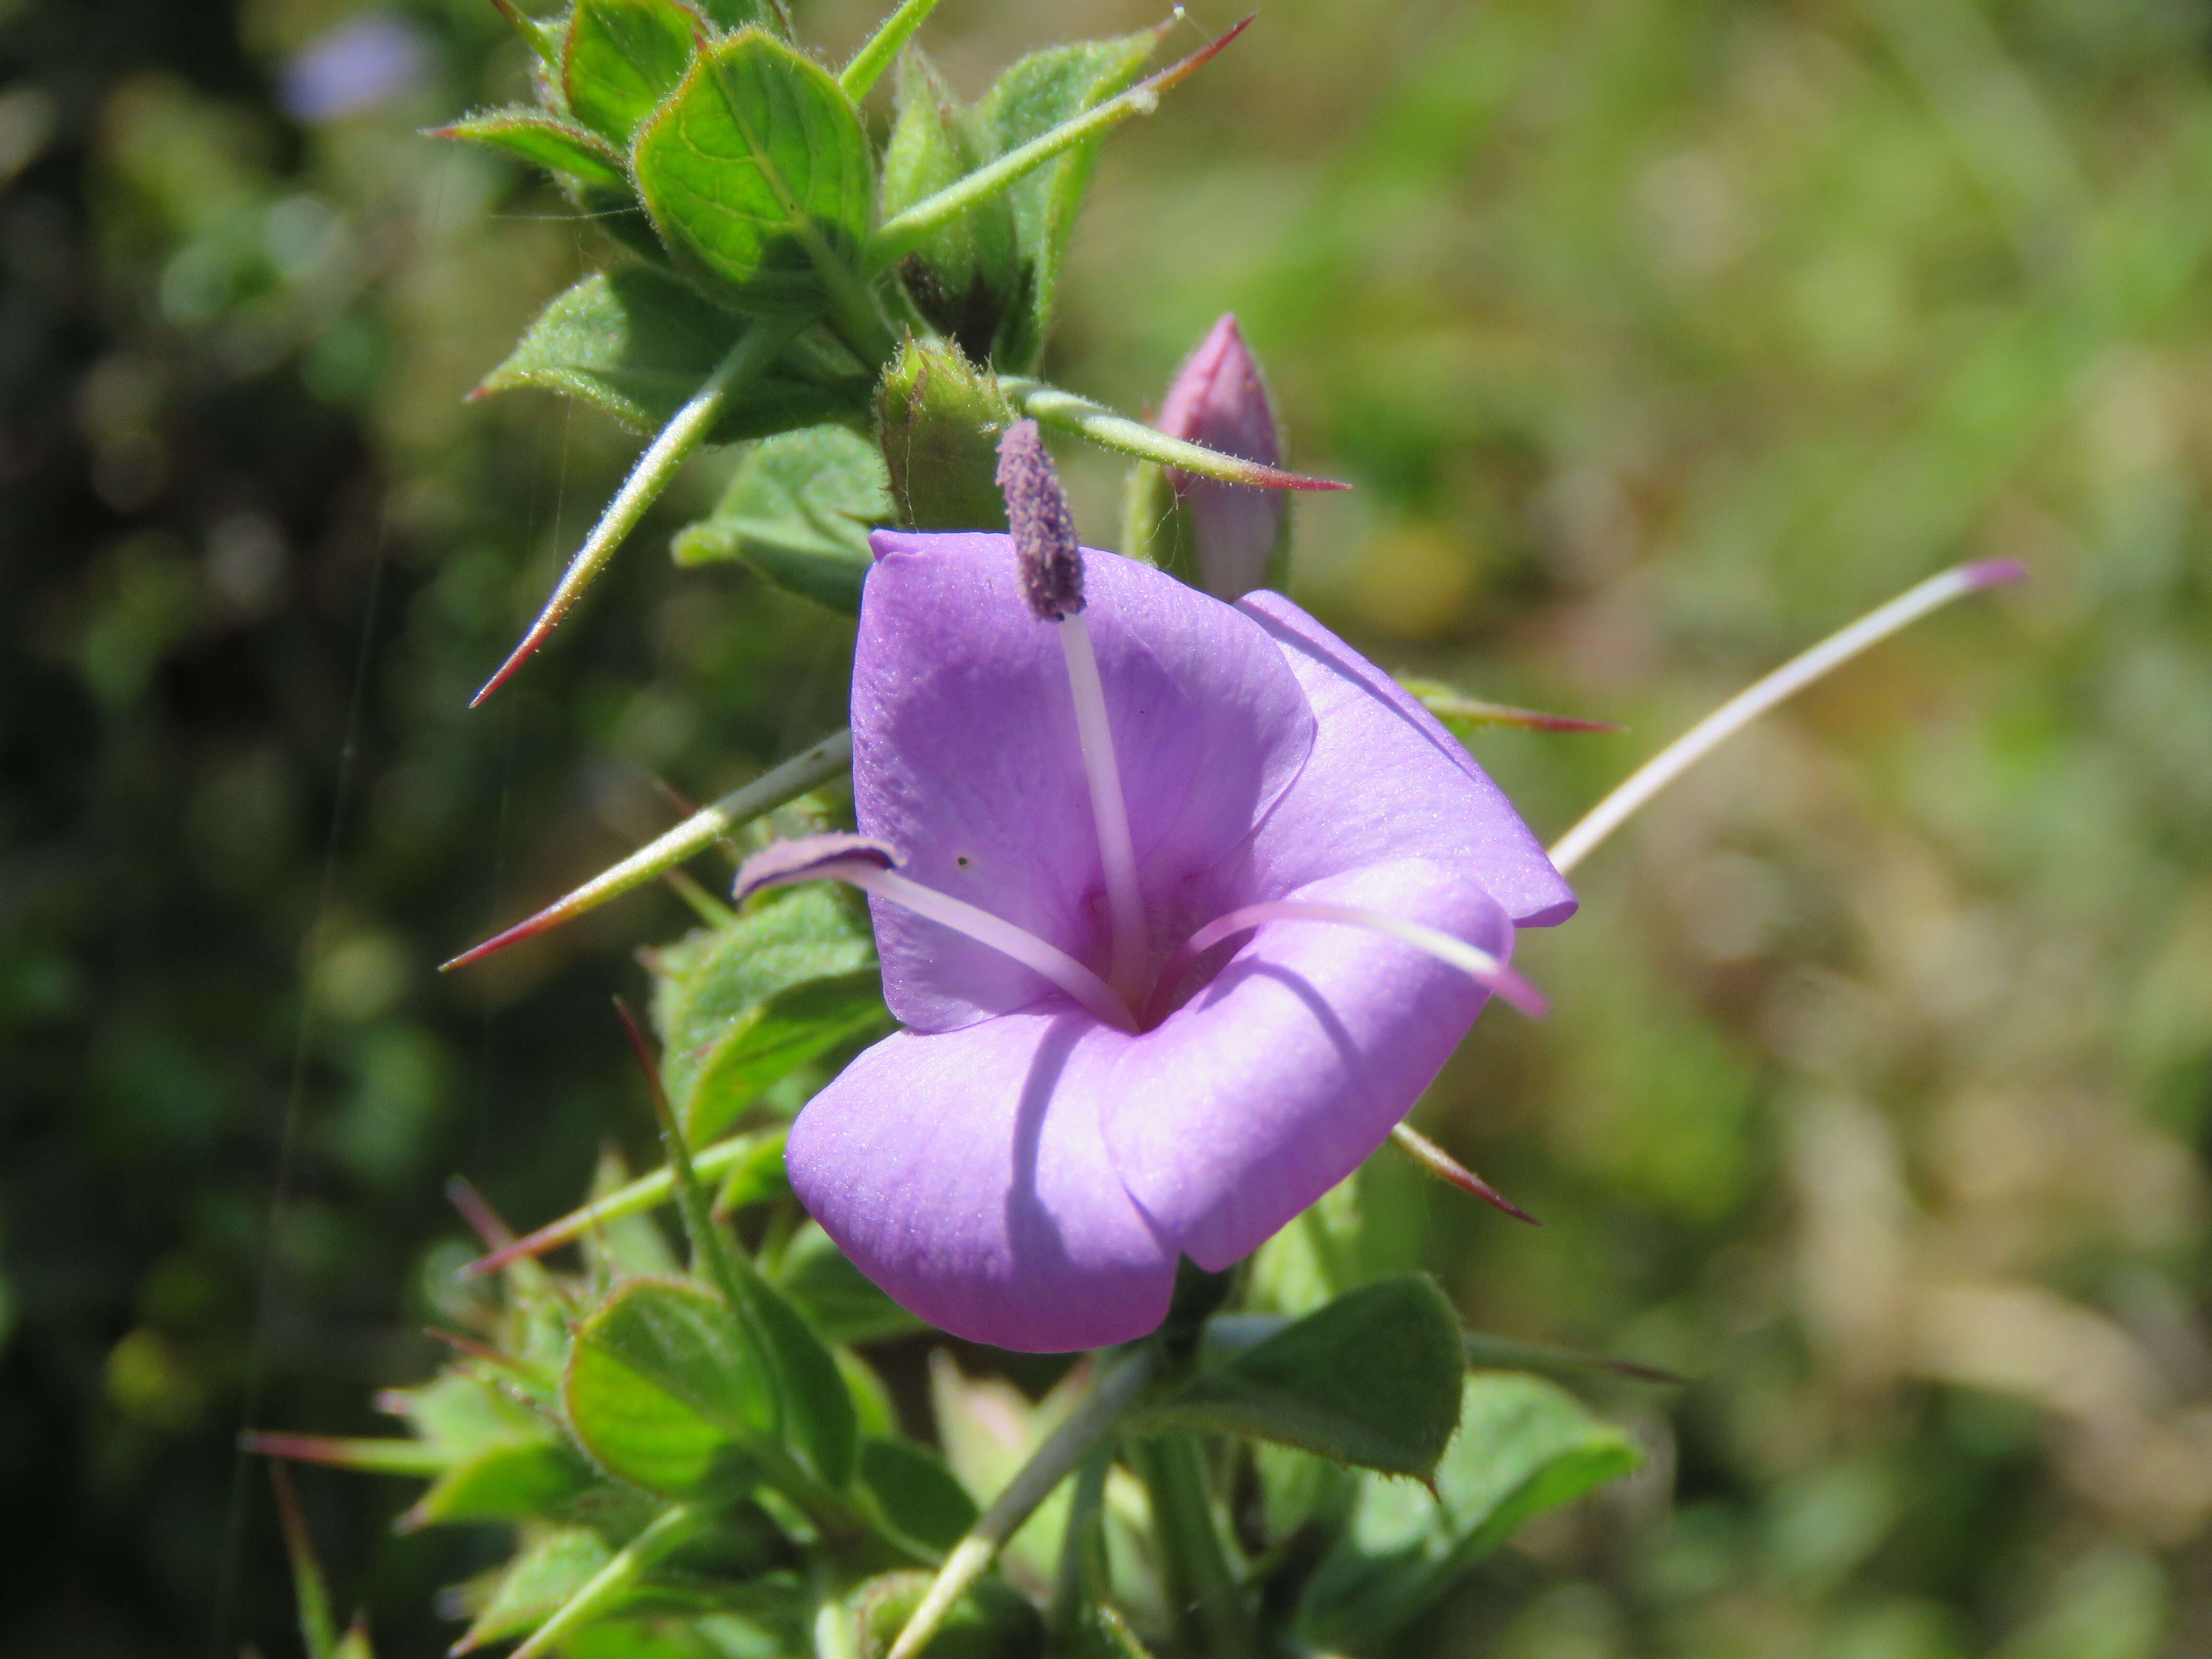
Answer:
[4, 0, 2212, 1655]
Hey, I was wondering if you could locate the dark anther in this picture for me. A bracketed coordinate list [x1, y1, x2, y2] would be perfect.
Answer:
[996, 420, 1085, 621]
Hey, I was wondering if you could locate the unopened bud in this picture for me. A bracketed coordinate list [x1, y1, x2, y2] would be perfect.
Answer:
[1154, 314, 1288, 600]
[996, 420, 1084, 621]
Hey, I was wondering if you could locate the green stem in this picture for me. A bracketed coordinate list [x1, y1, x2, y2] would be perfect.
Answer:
[887, 1346, 1163, 1659]
[1127, 1431, 1255, 1659]
[440, 728, 852, 971]
[510, 1504, 710, 1659]
[866, 20, 1252, 272]
[472, 318, 802, 706]
[1049, 1444, 1114, 1652]
[839, 0, 941, 101]
[1002, 378, 1347, 493]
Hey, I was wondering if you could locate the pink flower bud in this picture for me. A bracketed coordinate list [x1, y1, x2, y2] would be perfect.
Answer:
[1155, 315, 1288, 600]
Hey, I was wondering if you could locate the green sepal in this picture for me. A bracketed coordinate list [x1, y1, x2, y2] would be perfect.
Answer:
[874, 336, 1014, 532]
[1297, 1372, 1643, 1649]
[1142, 1275, 1464, 1478]
[672, 424, 891, 614]
[881, 50, 1018, 364]
[434, 108, 628, 190]
[631, 29, 873, 317]
[475, 268, 869, 443]
[857, 1437, 979, 1555]
[564, 0, 704, 145]
[976, 30, 1159, 371]
[772, 1220, 927, 1345]
[642, 884, 881, 1146]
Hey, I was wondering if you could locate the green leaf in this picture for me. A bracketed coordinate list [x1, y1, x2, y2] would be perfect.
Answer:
[976, 31, 1158, 369]
[382, 1369, 548, 1458]
[461, 1527, 616, 1648]
[632, 29, 873, 316]
[435, 109, 628, 189]
[581, 1146, 682, 1281]
[748, 1274, 860, 1491]
[476, 268, 868, 443]
[405, 1438, 604, 1527]
[773, 1220, 926, 1344]
[849, 1571, 1047, 1659]
[693, 0, 787, 33]
[672, 425, 890, 613]
[565, 1279, 778, 1499]
[564, 0, 703, 145]
[881, 51, 1017, 361]
[644, 885, 880, 1145]
[858, 1437, 978, 1554]
[1298, 1372, 1643, 1648]
[1143, 1276, 1464, 1477]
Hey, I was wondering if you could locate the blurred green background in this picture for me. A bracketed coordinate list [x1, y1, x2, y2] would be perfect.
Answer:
[5, 0, 2211, 1653]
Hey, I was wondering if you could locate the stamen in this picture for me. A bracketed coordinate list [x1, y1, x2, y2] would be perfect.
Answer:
[735, 835, 1138, 1032]
[997, 421, 1149, 1007]
[1156, 901, 1548, 1023]
[1547, 559, 2025, 875]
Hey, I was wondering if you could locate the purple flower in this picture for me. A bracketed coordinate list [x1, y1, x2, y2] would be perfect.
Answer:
[745, 433, 1573, 1353]
[280, 14, 430, 125]
[1156, 314, 1288, 601]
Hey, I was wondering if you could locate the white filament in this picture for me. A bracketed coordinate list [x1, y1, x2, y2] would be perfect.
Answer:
[841, 865, 1138, 1032]
[1548, 563, 2017, 876]
[1177, 901, 1548, 1019]
[1056, 611, 1150, 1008]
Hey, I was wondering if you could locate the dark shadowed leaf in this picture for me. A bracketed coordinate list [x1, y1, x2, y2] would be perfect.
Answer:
[476, 268, 869, 442]
[436, 109, 627, 189]
[644, 885, 880, 1145]
[632, 29, 871, 314]
[672, 425, 890, 614]
[458, 1527, 614, 1648]
[858, 1437, 978, 1555]
[1142, 1275, 1464, 1477]
[880, 50, 1017, 361]
[976, 31, 1158, 369]
[1297, 1372, 1642, 1648]
[564, 0, 702, 144]
[773, 1220, 926, 1345]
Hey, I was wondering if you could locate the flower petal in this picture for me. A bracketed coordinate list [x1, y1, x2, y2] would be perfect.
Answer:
[785, 1009, 1179, 1352]
[1100, 858, 1513, 1271]
[855, 532, 1315, 1031]
[1233, 592, 1577, 927]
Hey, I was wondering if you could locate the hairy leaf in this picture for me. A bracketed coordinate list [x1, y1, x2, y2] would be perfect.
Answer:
[476, 268, 867, 442]
[565, 1278, 777, 1499]
[644, 885, 880, 1145]
[435, 109, 627, 189]
[632, 29, 871, 314]
[881, 50, 1016, 361]
[672, 425, 890, 614]
[565, 0, 702, 144]
[976, 31, 1158, 369]
[1143, 1275, 1464, 1477]
[1298, 1372, 1643, 1647]
[459, 1527, 614, 1648]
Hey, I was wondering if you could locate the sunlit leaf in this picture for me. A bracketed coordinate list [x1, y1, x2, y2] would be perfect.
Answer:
[564, 0, 702, 145]
[631, 29, 872, 314]
[643, 885, 880, 1145]
[475, 268, 868, 442]
[976, 30, 1158, 369]
[565, 1279, 777, 1499]
[434, 109, 627, 189]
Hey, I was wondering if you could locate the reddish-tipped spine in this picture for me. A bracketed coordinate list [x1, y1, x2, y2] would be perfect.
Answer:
[1388, 1123, 1542, 1226]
